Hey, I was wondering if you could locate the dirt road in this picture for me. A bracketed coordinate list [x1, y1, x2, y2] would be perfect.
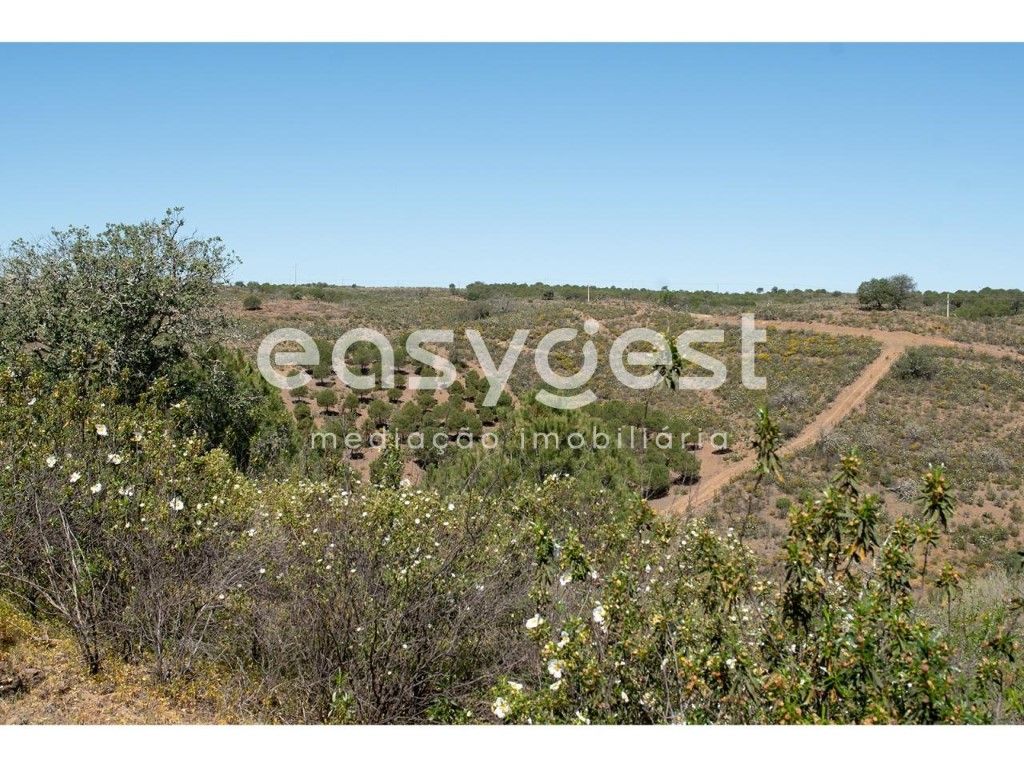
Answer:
[663, 314, 1024, 513]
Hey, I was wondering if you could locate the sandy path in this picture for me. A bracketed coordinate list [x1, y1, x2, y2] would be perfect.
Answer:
[666, 314, 1024, 513]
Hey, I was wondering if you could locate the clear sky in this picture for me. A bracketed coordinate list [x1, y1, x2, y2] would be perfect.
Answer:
[1, 44, 1021, 291]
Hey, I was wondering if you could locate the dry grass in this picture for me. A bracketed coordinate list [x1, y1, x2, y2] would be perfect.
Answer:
[0, 607, 240, 724]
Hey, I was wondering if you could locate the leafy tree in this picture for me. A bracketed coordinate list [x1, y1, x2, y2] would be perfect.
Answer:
[0, 208, 235, 397]
[343, 392, 360, 415]
[857, 274, 918, 310]
[394, 401, 424, 436]
[166, 346, 296, 471]
[311, 361, 334, 385]
[889, 274, 917, 308]
[857, 278, 891, 310]
[367, 398, 393, 428]
[316, 389, 338, 413]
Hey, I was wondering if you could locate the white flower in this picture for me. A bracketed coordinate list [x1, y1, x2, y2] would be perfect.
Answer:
[27, 397, 37, 406]
[559, 571, 573, 586]
[508, 681, 523, 692]
[90, 482, 103, 494]
[118, 485, 135, 497]
[447, 502, 455, 511]
[547, 659, 566, 680]
[69, 471, 81, 484]
[556, 631, 570, 649]
[45, 455, 57, 468]
[725, 657, 737, 670]
[592, 604, 607, 626]
[95, 424, 108, 437]
[169, 497, 185, 511]
[525, 613, 545, 630]
[549, 679, 562, 692]
[491, 697, 510, 720]
[106, 453, 123, 465]
[258, 568, 266, 575]
[575, 711, 590, 725]
[620, 691, 630, 703]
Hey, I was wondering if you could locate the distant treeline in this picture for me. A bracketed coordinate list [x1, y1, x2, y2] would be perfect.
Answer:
[231, 279, 1024, 320]
[231, 281, 443, 303]
[460, 281, 841, 308]
[921, 288, 1024, 320]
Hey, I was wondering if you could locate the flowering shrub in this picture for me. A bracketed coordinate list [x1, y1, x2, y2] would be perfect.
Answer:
[2, 363, 1022, 722]
[0, 368, 263, 677]
[488, 455, 1024, 724]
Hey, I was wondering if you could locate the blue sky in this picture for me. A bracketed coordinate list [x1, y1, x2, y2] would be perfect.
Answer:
[0, 44, 1021, 291]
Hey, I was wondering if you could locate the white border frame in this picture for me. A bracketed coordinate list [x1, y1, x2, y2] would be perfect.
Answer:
[2, 1, 1024, 42]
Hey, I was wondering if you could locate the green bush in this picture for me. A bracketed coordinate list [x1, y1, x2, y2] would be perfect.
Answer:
[894, 348, 940, 381]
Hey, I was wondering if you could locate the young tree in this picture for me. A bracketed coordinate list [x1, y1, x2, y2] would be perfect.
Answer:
[316, 389, 338, 414]
[917, 463, 955, 584]
[370, 440, 405, 489]
[343, 392, 360, 415]
[394, 401, 424, 437]
[311, 361, 334, 386]
[367, 398, 393, 428]
[739, 407, 784, 542]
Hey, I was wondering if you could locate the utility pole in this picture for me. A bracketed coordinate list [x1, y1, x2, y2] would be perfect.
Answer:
[587, 285, 591, 304]
[946, 293, 950, 319]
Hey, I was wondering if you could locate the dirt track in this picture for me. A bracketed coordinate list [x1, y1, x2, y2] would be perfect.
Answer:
[664, 314, 1024, 513]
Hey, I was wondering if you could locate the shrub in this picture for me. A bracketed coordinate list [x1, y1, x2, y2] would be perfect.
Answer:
[894, 348, 939, 381]
[242, 293, 263, 311]
[0, 372, 263, 677]
[369, 441, 404, 489]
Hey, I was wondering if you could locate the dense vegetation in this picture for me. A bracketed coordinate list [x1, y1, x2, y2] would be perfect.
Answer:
[2, 213, 1023, 723]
